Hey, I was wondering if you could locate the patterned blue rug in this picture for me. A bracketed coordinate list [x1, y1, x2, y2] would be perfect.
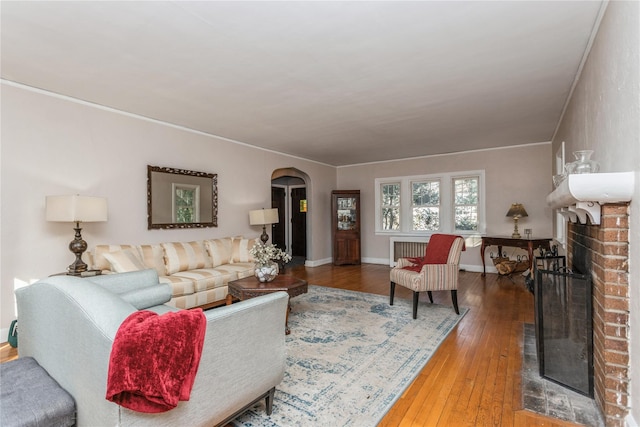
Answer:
[232, 285, 467, 426]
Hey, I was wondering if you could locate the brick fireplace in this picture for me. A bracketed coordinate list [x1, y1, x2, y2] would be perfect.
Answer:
[566, 203, 630, 426]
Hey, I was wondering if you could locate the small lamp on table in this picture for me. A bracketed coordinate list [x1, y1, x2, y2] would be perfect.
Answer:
[506, 203, 528, 239]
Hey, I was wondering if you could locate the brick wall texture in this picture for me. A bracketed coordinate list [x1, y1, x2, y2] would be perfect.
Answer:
[567, 203, 630, 427]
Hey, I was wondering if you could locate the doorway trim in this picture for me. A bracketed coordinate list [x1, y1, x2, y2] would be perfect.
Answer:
[271, 167, 311, 262]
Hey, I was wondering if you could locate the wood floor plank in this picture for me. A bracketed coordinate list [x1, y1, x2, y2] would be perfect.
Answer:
[433, 320, 490, 426]
[2, 263, 590, 426]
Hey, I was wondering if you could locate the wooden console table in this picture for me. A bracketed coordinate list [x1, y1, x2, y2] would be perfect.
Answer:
[480, 236, 551, 276]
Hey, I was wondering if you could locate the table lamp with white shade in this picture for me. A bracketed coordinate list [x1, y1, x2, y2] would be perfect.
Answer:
[249, 208, 279, 244]
[46, 195, 108, 275]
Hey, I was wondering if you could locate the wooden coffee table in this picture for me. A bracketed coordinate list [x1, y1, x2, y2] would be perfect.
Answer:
[226, 275, 308, 334]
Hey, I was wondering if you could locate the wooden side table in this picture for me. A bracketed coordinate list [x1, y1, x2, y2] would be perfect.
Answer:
[480, 236, 552, 276]
[226, 275, 308, 334]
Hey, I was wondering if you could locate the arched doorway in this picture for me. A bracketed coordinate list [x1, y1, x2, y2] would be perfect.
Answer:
[271, 168, 310, 266]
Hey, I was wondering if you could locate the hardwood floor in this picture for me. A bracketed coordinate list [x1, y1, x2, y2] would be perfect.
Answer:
[1, 263, 584, 426]
[281, 263, 582, 427]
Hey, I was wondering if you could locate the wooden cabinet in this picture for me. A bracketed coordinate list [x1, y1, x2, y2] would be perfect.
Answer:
[332, 190, 361, 265]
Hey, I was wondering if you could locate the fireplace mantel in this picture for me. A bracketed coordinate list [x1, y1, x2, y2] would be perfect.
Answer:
[546, 172, 634, 224]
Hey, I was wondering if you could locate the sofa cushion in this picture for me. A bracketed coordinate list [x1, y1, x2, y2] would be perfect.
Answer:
[162, 241, 212, 274]
[204, 238, 233, 267]
[0, 357, 76, 427]
[169, 287, 229, 310]
[92, 244, 137, 271]
[213, 262, 256, 279]
[137, 244, 167, 276]
[103, 249, 147, 273]
[159, 276, 196, 297]
[231, 237, 259, 263]
[171, 268, 236, 292]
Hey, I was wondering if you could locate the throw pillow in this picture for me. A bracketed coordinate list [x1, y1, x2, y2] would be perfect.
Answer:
[204, 238, 233, 267]
[92, 244, 136, 271]
[104, 249, 147, 273]
[137, 244, 167, 276]
[231, 237, 259, 263]
[162, 241, 212, 275]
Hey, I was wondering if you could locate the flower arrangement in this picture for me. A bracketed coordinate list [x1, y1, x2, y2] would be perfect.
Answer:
[250, 242, 292, 266]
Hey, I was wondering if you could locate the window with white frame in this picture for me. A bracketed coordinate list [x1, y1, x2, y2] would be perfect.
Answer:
[380, 182, 401, 231]
[411, 180, 440, 231]
[375, 170, 485, 235]
[453, 176, 479, 231]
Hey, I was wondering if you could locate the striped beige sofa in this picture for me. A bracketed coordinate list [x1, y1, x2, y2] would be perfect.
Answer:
[90, 237, 259, 309]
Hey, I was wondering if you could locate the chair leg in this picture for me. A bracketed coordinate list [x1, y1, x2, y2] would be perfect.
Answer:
[451, 290, 459, 315]
[390, 281, 395, 305]
[427, 291, 433, 304]
[412, 291, 419, 319]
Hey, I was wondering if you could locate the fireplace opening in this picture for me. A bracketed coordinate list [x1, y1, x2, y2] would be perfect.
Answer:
[535, 260, 594, 397]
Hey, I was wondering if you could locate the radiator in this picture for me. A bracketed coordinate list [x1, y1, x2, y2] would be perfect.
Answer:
[389, 237, 430, 266]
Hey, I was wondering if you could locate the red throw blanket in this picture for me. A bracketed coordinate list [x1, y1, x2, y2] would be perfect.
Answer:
[106, 309, 207, 413]
[404, 234, 466, 272]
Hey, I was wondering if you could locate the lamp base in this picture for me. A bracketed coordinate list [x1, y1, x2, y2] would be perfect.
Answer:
[260, 225, 269, 244]
[511, 218, 521, 239]
[67, 224, 88, 275]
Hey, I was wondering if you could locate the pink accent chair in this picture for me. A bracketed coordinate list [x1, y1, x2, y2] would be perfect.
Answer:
[389, 234, 465, 318]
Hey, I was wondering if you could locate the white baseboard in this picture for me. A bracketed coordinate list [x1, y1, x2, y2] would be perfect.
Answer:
[305, 257, 390, 267]
[362, 257, 389, 265]
[303, 258, 503, 276]
[304, 258, 333, 267]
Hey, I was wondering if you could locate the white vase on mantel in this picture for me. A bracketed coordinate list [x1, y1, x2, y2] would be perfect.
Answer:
[569, 150, 600, 174]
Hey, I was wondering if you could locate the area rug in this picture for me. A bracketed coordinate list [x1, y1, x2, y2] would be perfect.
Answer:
[232, 285, 467, 426]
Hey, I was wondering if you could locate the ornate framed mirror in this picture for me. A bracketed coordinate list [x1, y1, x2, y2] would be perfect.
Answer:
[147, 165, 218, 229]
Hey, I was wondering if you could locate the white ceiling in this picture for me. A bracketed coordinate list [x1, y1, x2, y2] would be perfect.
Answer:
[1, 1, 604, 166]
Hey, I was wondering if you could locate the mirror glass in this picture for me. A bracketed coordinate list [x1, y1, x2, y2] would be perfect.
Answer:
[147, 165, 218, 229]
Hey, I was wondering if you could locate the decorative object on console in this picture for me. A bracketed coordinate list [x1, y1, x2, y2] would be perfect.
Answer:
[249, 241, 291, 282]
[506, 203, 528, 238]
[46, 195, 108, 275]
[249, 208, 279, 244]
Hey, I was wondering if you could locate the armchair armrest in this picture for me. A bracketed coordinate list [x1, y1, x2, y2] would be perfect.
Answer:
[418, 263, 460, 291]
[396, 257, 417, 268]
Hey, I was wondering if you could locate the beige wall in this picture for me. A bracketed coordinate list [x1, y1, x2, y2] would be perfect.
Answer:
[0, 83, 337, 332]
[551, 1, 639, 423]
[337, 143, 553, 269]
